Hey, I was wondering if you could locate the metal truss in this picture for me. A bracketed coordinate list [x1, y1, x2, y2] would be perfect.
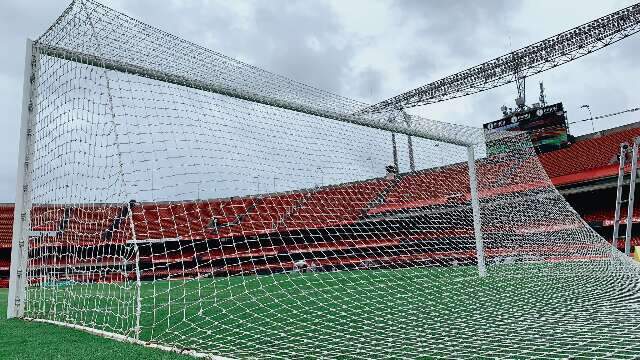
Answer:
[360, 3, 640, 114]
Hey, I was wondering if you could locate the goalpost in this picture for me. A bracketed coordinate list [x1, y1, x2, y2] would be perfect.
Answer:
[9, 37, 488, 314]
[7, 39, 36, 320]
[9, 1, 640, 359]
[8, 35, 488, 312]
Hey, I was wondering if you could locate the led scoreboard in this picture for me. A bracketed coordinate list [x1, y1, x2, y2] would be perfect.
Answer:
[484, 102, 569, 154]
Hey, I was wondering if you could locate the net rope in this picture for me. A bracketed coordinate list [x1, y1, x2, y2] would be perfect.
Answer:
[21, 0, 640, 359]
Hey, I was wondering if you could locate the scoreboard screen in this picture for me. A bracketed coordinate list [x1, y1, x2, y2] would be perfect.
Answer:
[483, 102, 569, 154]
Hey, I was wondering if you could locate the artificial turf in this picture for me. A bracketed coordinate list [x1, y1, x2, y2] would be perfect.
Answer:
[3, 263, 640, 359]
[0, 287, 200, 360]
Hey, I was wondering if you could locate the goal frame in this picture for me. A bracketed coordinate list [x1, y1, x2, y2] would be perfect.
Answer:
[8, 39, 37, 319]
[7, 38, 487, 319]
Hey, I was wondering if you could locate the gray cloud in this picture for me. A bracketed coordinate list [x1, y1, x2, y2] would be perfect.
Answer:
[246, 1, 355, 94]
[0, 0, 639, 202]
[0, 0, 70, 204]
[397, 0, 516, 55]
[114, 0, 356, 94]
[390, 0, 519, 82]
[352, 67, 384, 100]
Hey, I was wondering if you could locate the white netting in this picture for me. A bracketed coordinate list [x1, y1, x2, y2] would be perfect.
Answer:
[19, 0, 640, 359]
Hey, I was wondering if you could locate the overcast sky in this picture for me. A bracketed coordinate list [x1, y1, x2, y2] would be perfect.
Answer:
[1, 0, 639, 203]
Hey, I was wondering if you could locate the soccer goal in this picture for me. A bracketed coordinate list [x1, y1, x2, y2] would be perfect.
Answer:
[8, 1, 640, 359]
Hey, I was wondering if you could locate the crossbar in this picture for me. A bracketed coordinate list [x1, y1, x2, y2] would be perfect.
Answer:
[37, 43, 480, 147]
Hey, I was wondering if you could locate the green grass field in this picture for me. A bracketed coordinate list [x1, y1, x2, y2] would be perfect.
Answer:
[3, 263, 640, 359]
[0, 288, 193, 360]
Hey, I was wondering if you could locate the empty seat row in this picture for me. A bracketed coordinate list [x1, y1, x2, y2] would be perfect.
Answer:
[539, 127, 640, 178]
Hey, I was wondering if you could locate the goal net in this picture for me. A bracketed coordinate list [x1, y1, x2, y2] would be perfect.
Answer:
[10, 0, 640, 358]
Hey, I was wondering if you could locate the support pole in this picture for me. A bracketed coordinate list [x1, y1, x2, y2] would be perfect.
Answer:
[467, 145, 486, 277]
[400, 110, 416, 172]
[8, 39, 36, 319]
[613, 143, 628, 251]
[120, 201, 142, 339]
[391, 133, 399, 173]
[625, 138, 639, 256]
[407, 135, 416, 172]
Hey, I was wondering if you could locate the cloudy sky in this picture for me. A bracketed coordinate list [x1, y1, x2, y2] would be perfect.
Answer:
[1, 0, 639, 203]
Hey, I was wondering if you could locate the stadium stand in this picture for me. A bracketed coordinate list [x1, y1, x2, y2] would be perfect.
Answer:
[582, 207, 640, 226]
[1, 122, 640, 286]
[0, 204, 13, 286]
[539, 124, 640, 184]
[541, 123, 640, 254]
[283, 180, 388, 229]
[0, 204, 13, 247]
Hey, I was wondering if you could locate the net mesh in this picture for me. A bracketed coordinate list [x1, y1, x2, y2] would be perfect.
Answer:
[19, 0, 640, 358]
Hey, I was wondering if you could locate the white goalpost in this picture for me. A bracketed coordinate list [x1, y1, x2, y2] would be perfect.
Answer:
[8, 1, 640, 359]
[8, 39, 37, 319]
[8, 35, 488, 313]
